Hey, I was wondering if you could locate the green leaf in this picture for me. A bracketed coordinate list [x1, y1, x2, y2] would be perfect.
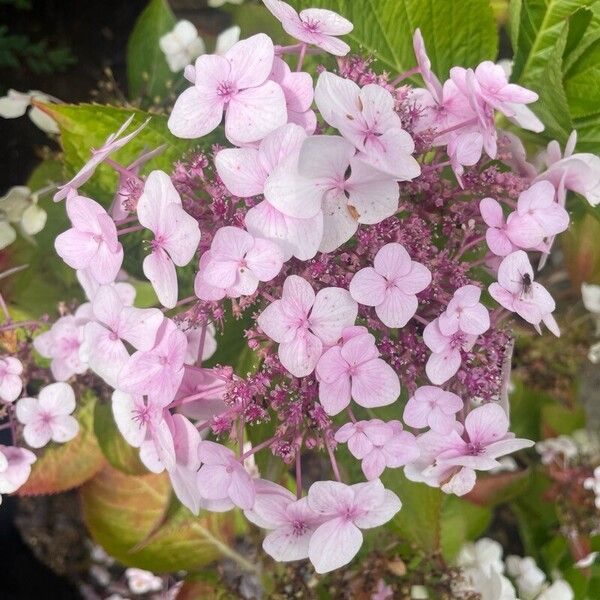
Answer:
[81, 464, 238, 572]
[542, 403, 586, 435]
[511, 0, 597, 84]
[17, 391, 105, 495]
[126, 0, 177, 101]
[93, 401, 148, 476]
[440, 496, 491, 560]
[290, 0, 498, 79]
[526, 22, 573, 142]
[42, 102, 204, 204]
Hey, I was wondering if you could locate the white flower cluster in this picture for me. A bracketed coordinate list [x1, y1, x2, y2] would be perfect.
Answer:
[455, 538, 574, 600]
[0, 186, 48, 251]
[582, 283, 600, 362]
[584, 466, 600, 509]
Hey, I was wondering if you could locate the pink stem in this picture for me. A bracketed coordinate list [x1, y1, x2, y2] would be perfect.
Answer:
[0, 320, 39, 332]
[325, 437, 341, 482]
[0, 292, 10, 322]
[455, 235, 486, 260]
[197, 325, 207, 367]
[434, 117, 478, 138]
[105, 158, 143, 184]
[239, 436, 277, 461]
[391, 65, 421, 86]
[117, 224, 143, 236]
[296, 43, 307, 72]
[295, 451, 302, 499]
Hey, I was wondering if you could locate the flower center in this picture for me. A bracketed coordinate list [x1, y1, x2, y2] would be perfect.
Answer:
[217, 80, 237, 102]
[292, 520, 307, 536]
[466, 442, 485, 456]
[301, 18, 320, 33]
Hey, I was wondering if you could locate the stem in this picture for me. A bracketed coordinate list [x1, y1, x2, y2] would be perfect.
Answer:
[346, 407, 356, 423]
[296, 43, 307, 72]
[197, 325, 207, 367]
[117, 224, 143, 236]
[0, 293, 10, 322]
[0, 264, 28, 281]
[175, 295, 197, 308]
[114, 215, 138, 226]
[391, 66, 421, 86]
[412, 314, 428, 326]
[325, 437, 341, 482]
[239, 436, 277, 461]
[189, 522, 258, 574]
[168, 383, 226, 407]
[434, 117, 478, 138]
[455, 235, 486, 260]
[105, 158, 143, 184]
[0, 320, 39, 332]
[295, 450, 302, 499]
[422, 160, 451, 172]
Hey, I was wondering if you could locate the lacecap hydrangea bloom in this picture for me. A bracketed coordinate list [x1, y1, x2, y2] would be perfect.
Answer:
[7, 0, 595, 575]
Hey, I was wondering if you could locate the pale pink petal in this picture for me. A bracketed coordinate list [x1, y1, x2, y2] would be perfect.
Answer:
[349, 267, 386, 307]
[316, 346, 349, 383]
[263, 523, 312, 561]
[143, 249, 178, 309]
[297, 135, 355, 183]
[362, 449, 386, 480]
[395, 262, 432, 294]
[112, 391, 147, 447]
[225, 82, 287, 144]
[88, 241, 123, 285]
[198, 440, 235, 465]
[258, 122, 307, 173]
[339, 332, 379, 366]
[376, 288, 418, 328]
[403, 396, 432, 429]
[310, 287, 357, 344]
[92, 284, 123, 330]
[15, 397, 39, 425]
[300, 8, 353, 35]
[486, 228, 514, 256]
[308, 518, 363, 573]
[319, 189, 358, 252]
[54, 229, 100, 270]
[319, 375, 352, 415]
[279, 331, 323, 377]
[480, 197, 504, 228]
[215, 148, 267, 197]
[374, 243, 411, 280]
[347, 431, 374, 459]
[225, 33, 274, 89]
[23, 420, 53, 448]
[351, 358, 400, 408]
[246, 237, 283, 281]
[228, 470, 255, 509]
[50, 414, 79, 443]
[168, 86, 223, 139]
[118, 306, 164, 351]
[426, 349, 461, 385]
[353, 489, 401, 529]
[84, 322, 129, 386]
[464, 403, 508, 444]
[307, 480, 354, 516]
[257, 300, 295, 344]
[39, 382, 75, 415]
[160, 206, 200, 266]
[197, 464, 231, 499]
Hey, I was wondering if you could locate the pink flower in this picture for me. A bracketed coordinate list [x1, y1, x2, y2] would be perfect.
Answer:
[53, 115, 149, 201]
[76, 269, 136, 307]
[316, 330, 400, 415]
[168, 33, 287, 144]
[480, 197, 519, 256]
[0, 357, 23, 403]
[535, 131, 600, 207]
[33, 308, 90, 381]
[112, 390, 176, 472]
[166, 413, 203, 514]
[423, 318, 477, 385]
[16, 382, 79, 449]
[196, 441, 255, 510]
[450, 63, 543, 132]
[265, 135, 400, 252]
[137, 170, 201, 308]
[263, 0, 353, 56]
[257, 275, 357, 377]
[489, 251, 559, 336]
[438, 285, 490, 336]
[118, 319, 188, 405]
[269, 56, 316, 133]
[175, 366, 227, 421]
[314, 72, 420, 180]
[349, 243, 431, 328]
[182, 323, 217, 365]
[216, 123, 323, 261]
[194, 226, 284, 300]
[335, 419, 420, 480]
[54, 192, 124, 285]
[307, 479, 401, 573]
[508, 181, 569, 249]
[81, 284, 164, 387]
[245, 480, 324, 562]
[403, 386, 463, 434]
[434, 403, 534, 472]
[0, 445, 36, 501]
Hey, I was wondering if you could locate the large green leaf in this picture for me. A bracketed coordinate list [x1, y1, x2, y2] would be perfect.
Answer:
[290, 0, 498, 79]
[42, 103, 203, 203]
[17, 391, 105, 496]
[511, 0, 597, 84]
[126, 0, 177, 101]
[81, 464, 238, 572]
